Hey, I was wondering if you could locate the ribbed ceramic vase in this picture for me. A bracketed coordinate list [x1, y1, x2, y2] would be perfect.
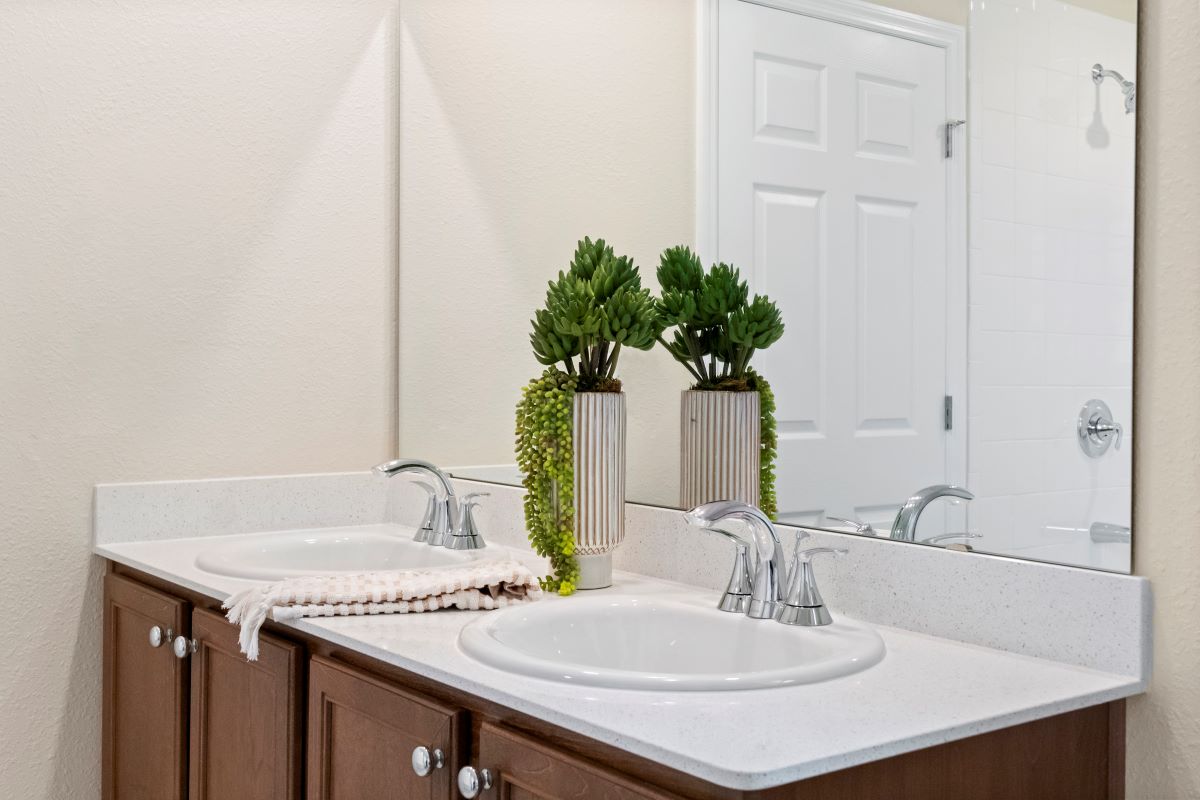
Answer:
[679, 390, 761, 509]
[572, 391, 626, 590]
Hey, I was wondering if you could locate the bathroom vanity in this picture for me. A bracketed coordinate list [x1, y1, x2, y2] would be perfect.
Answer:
[102, 563, 1130, 800]
[94, 473, 1149, 800]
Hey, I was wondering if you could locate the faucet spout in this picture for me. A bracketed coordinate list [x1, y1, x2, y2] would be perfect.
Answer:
[374, 458, 460, 539]
[686, 500, 787, 619]
[890, 484, 974, 542]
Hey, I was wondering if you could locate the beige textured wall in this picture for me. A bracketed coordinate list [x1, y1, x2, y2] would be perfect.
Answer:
[1127, 0, 1200, 796]
[0, 2, 398, 797]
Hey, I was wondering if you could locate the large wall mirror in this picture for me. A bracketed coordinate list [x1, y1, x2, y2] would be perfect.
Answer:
[397, 0, 1136, 573]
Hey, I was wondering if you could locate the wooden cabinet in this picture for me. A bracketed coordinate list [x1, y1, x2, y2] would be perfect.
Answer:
[307, 655, 465, 800]
[472, 722, 686, 800]
[102, 573, 190, 800]
[103, 574, 302, 800]
[103, 565, 1127, 800]
[189, 608, 303, 800]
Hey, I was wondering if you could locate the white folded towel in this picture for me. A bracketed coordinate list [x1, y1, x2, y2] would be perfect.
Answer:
[222, 559, 542, 660]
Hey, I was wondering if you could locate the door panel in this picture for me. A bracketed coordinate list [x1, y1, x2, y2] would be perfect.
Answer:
[718, 0, 961, 533]
[307, 656, 462, 800]
[476, 722, 685, 800]
[190, 608, 302, 800]
[102, 573, 190, 800]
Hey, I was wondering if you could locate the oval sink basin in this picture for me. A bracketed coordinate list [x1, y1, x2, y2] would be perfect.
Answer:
[195, 526, 482, 581]
[459, 595, 885, 691]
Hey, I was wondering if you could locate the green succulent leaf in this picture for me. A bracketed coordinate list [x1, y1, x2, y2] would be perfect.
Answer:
[728, 295, 785, 350]
[657, 245, 704, 293]
[655, 288, 699, 328]
[552, 295, 601, 338]
[651, 248, 784, 385]
[527, 236, 659, 387]
[589, 252, 641, 303]
[696, 263, 749, 327]
[529, 308, 580, 366]
[601, 286, 663, 350]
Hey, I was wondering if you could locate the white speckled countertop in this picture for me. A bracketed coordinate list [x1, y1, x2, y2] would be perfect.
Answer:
[95, 519, 1146, 790]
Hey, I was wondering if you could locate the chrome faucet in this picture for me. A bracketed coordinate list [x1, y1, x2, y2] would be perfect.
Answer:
[890, 485, 974, 542]
[686, 501, 847, 626]
[920, 532, 982, 551]
[686, 501, 788, 620]
[373, 458, 467, 547]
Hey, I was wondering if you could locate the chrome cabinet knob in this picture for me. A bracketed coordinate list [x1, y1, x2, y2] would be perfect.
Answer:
[411, 746, 444, 777]
[148, 625, 164, 648]
[457, 766, 494, 797]
[172, 635, 197, 659]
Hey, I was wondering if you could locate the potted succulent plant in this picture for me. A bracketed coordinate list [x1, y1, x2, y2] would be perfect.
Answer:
[515, 237, 660, 593]
[655, 246, 784, 517]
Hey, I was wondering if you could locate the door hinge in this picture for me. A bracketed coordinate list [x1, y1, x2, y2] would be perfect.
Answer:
[944, 119, 966, 159]
[944, 395, 954, 431]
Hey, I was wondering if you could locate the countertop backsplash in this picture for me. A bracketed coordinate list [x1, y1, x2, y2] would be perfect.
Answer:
[94, 470, 1151, 680]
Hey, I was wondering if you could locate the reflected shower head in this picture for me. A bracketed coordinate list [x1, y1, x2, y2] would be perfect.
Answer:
[1092, 63, 1136, 114]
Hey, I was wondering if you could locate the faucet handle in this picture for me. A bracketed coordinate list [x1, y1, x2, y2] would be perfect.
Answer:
[777, 546, 847, 627]
[409, 481, 438, 544]
[694, 526, 763, 613]
[446, 493, 488, 550]
[824, 515, 876, 536]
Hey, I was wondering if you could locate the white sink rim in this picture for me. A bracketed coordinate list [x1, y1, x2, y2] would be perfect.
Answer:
[458, 594, 886, 691]
[194, 526, 483, 581]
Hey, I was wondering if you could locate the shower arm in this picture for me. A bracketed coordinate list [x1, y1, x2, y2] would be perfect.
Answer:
[1092, 63, 1132, 90]
[1092, 62, 1137, 114]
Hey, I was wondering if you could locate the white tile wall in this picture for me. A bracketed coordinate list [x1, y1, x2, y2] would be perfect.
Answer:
[968, 0, 1134, 564]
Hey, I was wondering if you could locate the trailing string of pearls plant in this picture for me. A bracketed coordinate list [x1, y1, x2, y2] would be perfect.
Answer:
[514, 368, 579, 594]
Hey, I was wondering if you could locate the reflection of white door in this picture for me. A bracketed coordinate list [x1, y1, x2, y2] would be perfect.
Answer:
[714, 0, 966, 531]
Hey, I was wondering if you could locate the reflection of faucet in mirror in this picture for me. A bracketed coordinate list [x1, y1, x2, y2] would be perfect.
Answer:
[824, 515, 877, 536]
[685, 500, 788, 620]
[1090, 522, 1132, 544]
[374, 458, 462, 547]
[890, 485, 975, 542]
[920, 532, 983, 552]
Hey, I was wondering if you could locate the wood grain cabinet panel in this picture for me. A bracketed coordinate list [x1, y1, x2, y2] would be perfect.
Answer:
[189, 607, 303, 800]
[307, 655, 465, 800]
[102, 573, 190, 800]
[475, 722, 687, 800]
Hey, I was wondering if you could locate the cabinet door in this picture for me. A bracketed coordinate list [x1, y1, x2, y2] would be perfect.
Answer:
[102, 573, 190, 800]
[189, 608, 303, 800]
[307, 655, 464, 800]
[475, 722, 686, 800]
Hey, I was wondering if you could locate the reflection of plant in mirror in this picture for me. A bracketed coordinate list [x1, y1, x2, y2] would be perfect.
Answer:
[750, 368, 778, 520]
[654, 246, 785, 390]
[514, 367, 580, 594]
[529, 237, 662, 392]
